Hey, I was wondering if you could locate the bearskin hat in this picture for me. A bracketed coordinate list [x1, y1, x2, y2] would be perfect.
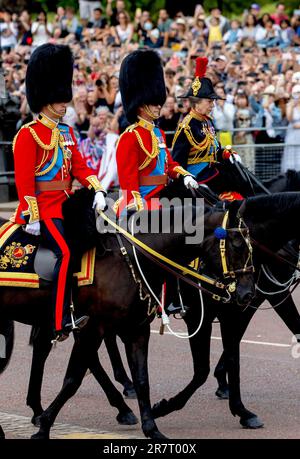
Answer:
[119, 49, 166, 123]
[181, 57, 223, 100]
[26, 44, 74, 114]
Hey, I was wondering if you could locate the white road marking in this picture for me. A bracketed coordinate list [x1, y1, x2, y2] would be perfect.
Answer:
[151, 329, 291, 348]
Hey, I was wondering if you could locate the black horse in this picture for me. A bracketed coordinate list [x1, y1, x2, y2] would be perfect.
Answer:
[0, 189, 255, 439]
[150, 192, 300, 427]
[214, 169, 300, 398]
[86, 169, 300, 405]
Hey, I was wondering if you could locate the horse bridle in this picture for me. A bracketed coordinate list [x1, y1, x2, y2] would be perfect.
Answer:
[218, 210, 255, 293]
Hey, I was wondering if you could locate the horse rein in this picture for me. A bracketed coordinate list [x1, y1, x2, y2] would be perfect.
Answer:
[236, 200, 300, 311]
[99, 211, 253, 303]
[114, 223, 230, 303]
[237, 201, 300, 274]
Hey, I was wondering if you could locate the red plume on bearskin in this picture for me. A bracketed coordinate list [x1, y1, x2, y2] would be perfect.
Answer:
[195, 57, 208, 78]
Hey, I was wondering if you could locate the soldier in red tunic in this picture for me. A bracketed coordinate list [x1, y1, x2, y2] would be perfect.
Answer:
[114, 49, 199, 217]
[12, 44, 107, 341]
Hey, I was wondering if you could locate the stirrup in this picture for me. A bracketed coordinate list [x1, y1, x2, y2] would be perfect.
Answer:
[165, 303, 188, 317]
[63, 315, 89, 332]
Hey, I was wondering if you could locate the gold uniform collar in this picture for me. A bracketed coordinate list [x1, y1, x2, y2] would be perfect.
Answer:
[190, 110, 212, 122]
[137, 117, 155, 131]
[38, 112, 59, 130]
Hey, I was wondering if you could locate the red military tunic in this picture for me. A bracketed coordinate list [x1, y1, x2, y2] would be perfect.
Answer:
[115, 118, 190, 215]
[12, 114, 104, 224]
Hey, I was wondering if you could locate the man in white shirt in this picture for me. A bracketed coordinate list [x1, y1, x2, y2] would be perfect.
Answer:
[79, 0, 103, 22]
[0, 10, 17, 51]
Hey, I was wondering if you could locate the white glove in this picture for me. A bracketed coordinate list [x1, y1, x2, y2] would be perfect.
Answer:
[24, 221, 41, 236]
[229, 154, 242, 164]
[184, 175, 199, 190]
[92, 191, 107, 213]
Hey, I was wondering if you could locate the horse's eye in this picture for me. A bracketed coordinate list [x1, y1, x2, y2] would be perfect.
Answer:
[232, 238, 243, 248]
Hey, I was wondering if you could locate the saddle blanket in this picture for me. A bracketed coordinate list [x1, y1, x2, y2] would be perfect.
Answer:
[0, 222, 95, 288]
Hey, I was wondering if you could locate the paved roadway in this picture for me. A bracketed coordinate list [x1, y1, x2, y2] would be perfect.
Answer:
[0, 202, 300, 440]
[1, 300, 300, 440]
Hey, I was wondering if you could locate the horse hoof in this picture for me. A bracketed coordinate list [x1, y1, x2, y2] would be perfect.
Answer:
[240, 416, 264, 429]
[147, 431, 168, 440]
[123, 387, 137, 399]
[152, 399, 169, 419]
[31, 415, 42, 427]
[116, 411, 138, 425]
[215, 388, 229, 399]
[31, 431, 49, 439]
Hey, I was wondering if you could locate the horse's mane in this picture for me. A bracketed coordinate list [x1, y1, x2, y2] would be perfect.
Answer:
[244, 192, 300, 220]
[62, 188, 98, 255]
[263, 169, 300, 192]
[263, 174, 285, 188]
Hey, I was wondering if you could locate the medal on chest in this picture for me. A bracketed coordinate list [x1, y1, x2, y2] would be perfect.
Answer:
[61, 131, 75, 147]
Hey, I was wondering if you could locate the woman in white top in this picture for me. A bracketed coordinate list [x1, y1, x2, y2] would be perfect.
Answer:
[31, 10, 53, 47]
[111, 11, 133, 45]
[242, 13, 264, 41]
[0, 11, 17, 50]
[212, 84, 235, 147]
[282, 85, 300, 172]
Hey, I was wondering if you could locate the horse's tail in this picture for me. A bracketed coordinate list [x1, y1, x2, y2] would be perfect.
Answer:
[0, 319, 14, 374]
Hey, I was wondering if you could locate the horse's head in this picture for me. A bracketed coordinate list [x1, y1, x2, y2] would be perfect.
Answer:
[202, 206, 255, 306]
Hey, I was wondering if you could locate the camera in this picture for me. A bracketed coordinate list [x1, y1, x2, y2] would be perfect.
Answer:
[95, 79, 103, 87]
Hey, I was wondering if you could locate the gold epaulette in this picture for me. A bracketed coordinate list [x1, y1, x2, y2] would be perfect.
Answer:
[172, 113, 192, 149]
[116, 123, 159, 170]
[12, 121, 37, 154]
[12, 121, 64, 177]
[116, 123, 138, 148]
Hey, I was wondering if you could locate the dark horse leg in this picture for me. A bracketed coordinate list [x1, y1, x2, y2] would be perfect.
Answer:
[151, 299, 263, 429]
[152, 301, 214, 419]
[104, 335, 136, 399]
[26, 325, 53, 426]
[214, 290, 300, 399]
[269, 293, 300, 339]
[214, 295, 262, 399]
[123, 323, 166, 439]
[88, 345, 138, 426]
[218, 305, 264, 429]
[31, 326, 137, 439]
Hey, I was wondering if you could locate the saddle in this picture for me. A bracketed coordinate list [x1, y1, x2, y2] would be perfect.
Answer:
[0, 222, 95, 288]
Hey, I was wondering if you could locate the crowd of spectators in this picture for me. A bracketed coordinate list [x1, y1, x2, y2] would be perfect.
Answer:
[1, 1, 300, 181]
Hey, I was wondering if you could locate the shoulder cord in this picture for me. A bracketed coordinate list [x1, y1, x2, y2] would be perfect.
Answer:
[172, 114, 214, 156]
